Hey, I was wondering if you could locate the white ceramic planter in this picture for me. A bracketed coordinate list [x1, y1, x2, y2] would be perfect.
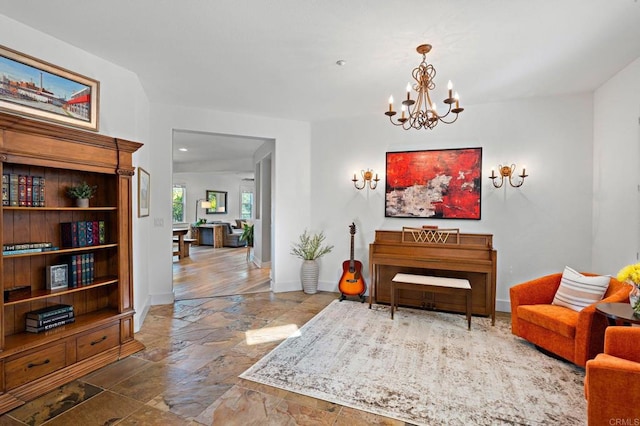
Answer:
[301, 259, 320, 294]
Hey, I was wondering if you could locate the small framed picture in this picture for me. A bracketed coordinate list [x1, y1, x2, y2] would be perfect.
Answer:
[46, 264, 68, 290]
[138, 167, 150, 217]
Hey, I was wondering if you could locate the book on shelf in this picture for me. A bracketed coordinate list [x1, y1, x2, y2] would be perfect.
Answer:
[3, 285, 31, 302]
[39, 177, 45, 207]
[1, 174, 7, 206]
[18, 175, 26, 207]
[26, 311, 74, 328]
[98, 220, 106, 244]
[25, 176, 32, 207]
[31, 176, 39, 207]
[61, 222, 79, 248]
[3, 242, 54, 251]
[2, 247, 59, 256]
[61, 221, 106, 248]
[67, 253, 94, 287]
[26, 316, 75, 333]
[26, 304, 74, 320]
[9, 173, 18, 206]
[86, 220, 94, 245]
[78, 221, 87, 247]
[2, 174, 45, 207]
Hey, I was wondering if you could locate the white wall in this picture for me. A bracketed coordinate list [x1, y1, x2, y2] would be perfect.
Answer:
[252, 141, 276, 266]
[592, 57, 640, 273]
[311, 93, 595, 311]
[0, 15, 152, 330]
[173, 171, 248, 227]
[6, 10, 637, 321]
[147, 103, 310, 304]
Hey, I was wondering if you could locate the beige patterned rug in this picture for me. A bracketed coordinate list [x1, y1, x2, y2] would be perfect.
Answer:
[240, 300, 586, 425]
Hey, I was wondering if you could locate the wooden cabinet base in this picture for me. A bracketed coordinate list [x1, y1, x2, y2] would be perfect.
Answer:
[0, 340, 143, 413]
[0, 312, 145, 414]
[0, 394, 23, 416]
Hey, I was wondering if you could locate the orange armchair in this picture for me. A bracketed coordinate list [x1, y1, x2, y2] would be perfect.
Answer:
[510, 273, 630, 367]
[585, 327, 640, 425]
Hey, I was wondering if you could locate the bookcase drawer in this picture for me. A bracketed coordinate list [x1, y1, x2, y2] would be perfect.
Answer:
[5, 342, 67, 389]
[77, 324, 120, 361]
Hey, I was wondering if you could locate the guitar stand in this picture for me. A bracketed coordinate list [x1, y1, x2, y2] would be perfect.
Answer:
[339, 293, 366, 303]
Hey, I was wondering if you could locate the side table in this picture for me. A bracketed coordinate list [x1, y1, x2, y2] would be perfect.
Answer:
[595, 302, 640, 326]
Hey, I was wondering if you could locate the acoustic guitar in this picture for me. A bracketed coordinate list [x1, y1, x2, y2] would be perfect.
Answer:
[338, 222, 367, 301]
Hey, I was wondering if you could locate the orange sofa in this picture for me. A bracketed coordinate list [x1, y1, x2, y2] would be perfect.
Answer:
[585, 326, 640, 425]
[510, 273, 630, 367]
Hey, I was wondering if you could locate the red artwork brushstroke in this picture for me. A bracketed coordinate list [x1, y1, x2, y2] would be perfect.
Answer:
[385, 148, 482, 219]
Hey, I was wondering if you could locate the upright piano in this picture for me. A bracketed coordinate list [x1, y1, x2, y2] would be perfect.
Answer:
[369, 228, 497, 324]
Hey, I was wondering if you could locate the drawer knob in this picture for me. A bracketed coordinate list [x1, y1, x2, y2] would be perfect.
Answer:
[27, 359, 50, 369]
[90, 335, 107, 346]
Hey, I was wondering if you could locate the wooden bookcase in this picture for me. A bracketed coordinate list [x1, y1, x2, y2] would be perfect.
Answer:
[0, 112, 144, 413]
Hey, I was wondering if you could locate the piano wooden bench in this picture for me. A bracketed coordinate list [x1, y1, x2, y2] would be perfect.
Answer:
[391, 273, 472, 330]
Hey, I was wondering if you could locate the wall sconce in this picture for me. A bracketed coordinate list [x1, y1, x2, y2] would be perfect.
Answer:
[352, 169, 380, 190]
[194, 199, 212, 223]
[489, 164, 528, 188]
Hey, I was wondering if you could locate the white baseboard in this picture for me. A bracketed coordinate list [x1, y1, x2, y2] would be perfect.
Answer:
[136, 292, 176, 331]
[318, 280, 340, 293]
[150, 291, 175, 306]
[253, 257, 272, 268]
[273, 281, 303, 293]
[496, 298, 510, 313]
[134, 294, 152, 333]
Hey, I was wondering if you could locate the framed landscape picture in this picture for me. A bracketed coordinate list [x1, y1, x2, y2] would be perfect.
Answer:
[0, 44, 99, 131]
[385, 147, 482, 219]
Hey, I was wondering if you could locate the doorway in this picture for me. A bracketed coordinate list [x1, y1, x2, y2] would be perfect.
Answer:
[171, 129, 274, 299]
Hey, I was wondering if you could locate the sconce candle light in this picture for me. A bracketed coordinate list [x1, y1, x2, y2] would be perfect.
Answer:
[489, 164, 528, 188]
[352, 169, 380, 190]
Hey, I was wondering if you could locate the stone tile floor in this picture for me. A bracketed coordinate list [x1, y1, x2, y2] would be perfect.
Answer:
[0, 291, 405, 425]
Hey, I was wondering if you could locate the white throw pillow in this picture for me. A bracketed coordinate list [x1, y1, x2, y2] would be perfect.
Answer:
[552, 266, 610, 312]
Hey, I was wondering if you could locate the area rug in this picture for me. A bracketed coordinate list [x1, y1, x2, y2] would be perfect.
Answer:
[240, 300, 586, 425]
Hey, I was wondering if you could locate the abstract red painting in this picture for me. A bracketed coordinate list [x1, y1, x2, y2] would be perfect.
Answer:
[385, 148, 482, 219]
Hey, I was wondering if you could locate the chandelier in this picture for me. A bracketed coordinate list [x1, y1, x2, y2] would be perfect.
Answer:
[385, 44, 463, 130]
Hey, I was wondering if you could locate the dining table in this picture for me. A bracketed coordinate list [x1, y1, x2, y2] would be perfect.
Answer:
[172, 228, 189, 259]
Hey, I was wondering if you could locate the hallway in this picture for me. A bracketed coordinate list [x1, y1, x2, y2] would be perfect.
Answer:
[172, 246, 271, 300]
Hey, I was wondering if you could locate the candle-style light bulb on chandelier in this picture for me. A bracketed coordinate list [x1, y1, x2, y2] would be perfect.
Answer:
[385, 44, 463, 130]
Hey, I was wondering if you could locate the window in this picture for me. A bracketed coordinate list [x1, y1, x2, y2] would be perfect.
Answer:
[240, 187, 254, 220]
[172, 185, 186, 223]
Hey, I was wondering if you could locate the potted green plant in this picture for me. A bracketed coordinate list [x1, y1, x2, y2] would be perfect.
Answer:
[66, 181, 97, 207]
[290, 229, 334, 294]
[240, 223, 254, 247]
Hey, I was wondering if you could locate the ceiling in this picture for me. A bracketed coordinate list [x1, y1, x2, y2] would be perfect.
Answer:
[172, 129, 268, 174]
[1, 1, 640, 164]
